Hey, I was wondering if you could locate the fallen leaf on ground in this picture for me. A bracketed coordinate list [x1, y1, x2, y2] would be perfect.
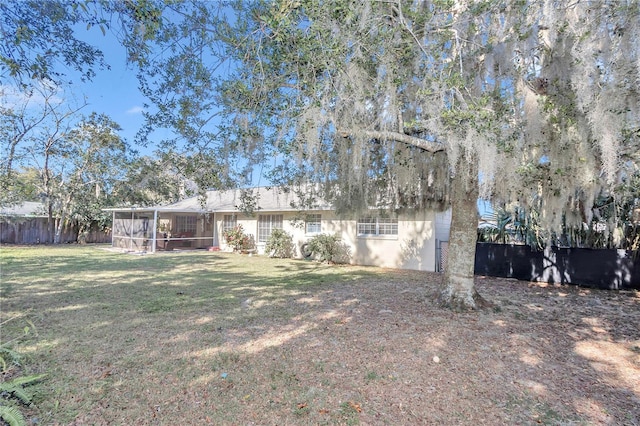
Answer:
[349, 401, 362, 412]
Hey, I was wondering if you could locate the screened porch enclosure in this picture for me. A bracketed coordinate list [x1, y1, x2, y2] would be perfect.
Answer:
[111, 210, 215, 252]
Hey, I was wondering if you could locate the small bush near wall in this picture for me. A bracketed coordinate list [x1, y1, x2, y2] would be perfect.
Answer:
[306, 233, 351, 264]
[265, 229, 294, 258]
[222, 225, 252, 252]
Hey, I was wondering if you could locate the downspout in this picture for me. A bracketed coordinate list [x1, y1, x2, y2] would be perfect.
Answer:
[152, 209, 158, 253]
[112, 211, 115, 248]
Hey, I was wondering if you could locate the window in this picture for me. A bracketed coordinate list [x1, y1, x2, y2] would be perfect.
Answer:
[357, 218, 377, 235]
[305, 214, 321, 234]
[222, 215, 237, 235]
[176, 215, 197, 234]
[377, 218, 398, 235]
[257, 214, 283, 242]
[357, 217, 398, 236]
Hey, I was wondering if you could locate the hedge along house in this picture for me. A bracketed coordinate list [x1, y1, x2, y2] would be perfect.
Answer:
[106, 187, 452, 272]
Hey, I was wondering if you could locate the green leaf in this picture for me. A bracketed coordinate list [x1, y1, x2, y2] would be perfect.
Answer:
[8, 373, 47, 387]
[0, 405, 26, 426]
[3, 386, 32, 406]
[0, 374, 46, 405]
[0, 347, 23, 369]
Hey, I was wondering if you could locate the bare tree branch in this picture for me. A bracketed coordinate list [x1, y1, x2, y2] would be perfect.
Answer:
[339, 129, 445, 153]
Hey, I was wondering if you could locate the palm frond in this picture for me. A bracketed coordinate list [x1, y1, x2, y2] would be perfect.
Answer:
[0, 404, 27, 426]
[0, 374, 46, 405]
[0, 347, 24, 371]
[7, 374, 46, 387]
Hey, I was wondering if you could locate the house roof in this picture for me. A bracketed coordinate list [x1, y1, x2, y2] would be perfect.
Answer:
[105, 186, 334, 214]
[0, 201, 47, 217]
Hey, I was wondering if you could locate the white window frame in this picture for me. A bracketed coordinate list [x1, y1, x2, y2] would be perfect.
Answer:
[305, 214, 322, 234]
[176, 215, 197, 234]
[357, 217, 398, 237]
[222, 214, 237, 236]
[257, 214, 283, 243]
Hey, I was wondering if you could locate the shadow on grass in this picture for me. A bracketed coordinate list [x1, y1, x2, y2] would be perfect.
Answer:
[1, 246, 638, 424]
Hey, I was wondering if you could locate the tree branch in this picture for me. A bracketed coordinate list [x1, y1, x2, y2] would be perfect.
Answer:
[339, 129, 445, 153]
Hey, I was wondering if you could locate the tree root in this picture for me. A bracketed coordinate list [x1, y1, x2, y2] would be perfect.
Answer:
[437, 287, 493, 312]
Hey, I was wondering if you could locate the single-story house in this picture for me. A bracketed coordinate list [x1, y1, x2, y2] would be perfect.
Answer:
[105, 187, 451, 272]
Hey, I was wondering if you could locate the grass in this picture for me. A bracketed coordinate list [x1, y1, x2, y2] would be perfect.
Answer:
[0, 245, 379, 424]
[1, 245, 638, 425]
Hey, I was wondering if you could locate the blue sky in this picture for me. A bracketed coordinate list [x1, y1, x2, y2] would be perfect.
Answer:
[2, 27, 158, 154]
[69, 26, 155, 152]
[63, 25, 495, 214]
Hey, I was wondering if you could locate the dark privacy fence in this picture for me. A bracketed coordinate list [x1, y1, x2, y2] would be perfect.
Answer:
[474, 243, 640, 290]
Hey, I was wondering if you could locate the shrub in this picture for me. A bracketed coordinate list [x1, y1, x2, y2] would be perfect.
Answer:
[222, 225, 252, 252]
[305, 233, 351, 264]
[265, 229, 294, 258]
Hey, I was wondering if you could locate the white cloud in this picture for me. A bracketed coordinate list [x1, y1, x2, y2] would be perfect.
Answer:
[0, 82, 64, 110]
[126, 106, 144, 114]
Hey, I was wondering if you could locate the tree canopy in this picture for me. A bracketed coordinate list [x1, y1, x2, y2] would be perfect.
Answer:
[0, 1, 191, 240]
[0, 0, 110, 86]
[121, 0, 639, 308]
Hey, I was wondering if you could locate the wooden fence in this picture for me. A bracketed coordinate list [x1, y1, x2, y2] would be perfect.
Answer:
[0, 217, 111, 244]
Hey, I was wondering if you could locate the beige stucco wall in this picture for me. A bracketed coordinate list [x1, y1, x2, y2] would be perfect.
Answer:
[214, 210, 438, 272]
[324, 210, 436, 272]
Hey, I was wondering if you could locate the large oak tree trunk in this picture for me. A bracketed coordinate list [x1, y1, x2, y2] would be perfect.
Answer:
[439, 158, 488, 310]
